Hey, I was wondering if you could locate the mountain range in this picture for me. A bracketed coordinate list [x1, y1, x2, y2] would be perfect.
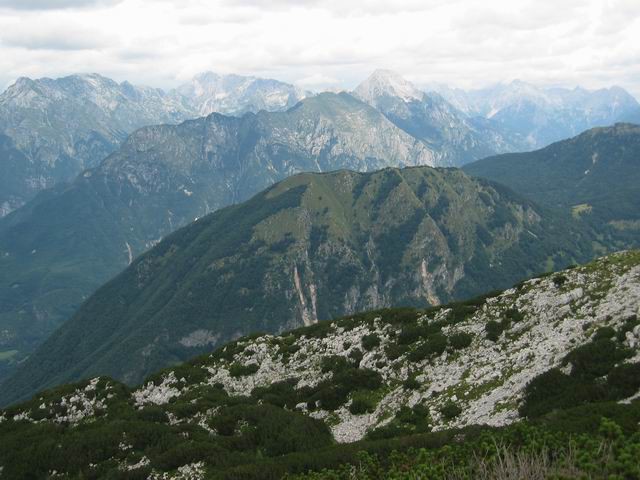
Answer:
[171, 71, 308, 117]
[354, 70, 516, 165]
[0, 250, 638, 478]
[0, 92, 436, 384]
[0, 72, 306, 215]
[0, 165, 597, 405]
[2, 115, 639, 390]
[3, 69, 639, 218]
[1, 68, 639, 400]
[432, 80, 640, 149]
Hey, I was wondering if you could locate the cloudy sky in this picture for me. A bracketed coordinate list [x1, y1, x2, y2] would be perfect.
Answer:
[0, 0, 639, 96]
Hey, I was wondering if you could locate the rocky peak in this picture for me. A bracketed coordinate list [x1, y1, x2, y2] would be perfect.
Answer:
[354, 69, 425, 104]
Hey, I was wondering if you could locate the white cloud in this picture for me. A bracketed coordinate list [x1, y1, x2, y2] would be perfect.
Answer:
[0, 21, 112, 50]
[0, 0, 638, 97]
[0, 0, 122, 10]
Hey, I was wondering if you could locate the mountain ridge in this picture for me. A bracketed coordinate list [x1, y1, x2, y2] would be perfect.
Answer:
[463, 122, 640, 249]
[353, 71, 521, 165]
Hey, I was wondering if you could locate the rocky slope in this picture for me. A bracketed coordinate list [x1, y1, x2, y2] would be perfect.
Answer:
[353, 70, 515, 166]
[0, 250, 638, 478]
[464, 123, 640, 248]
[0, 165, 596, 405]
[433, 80, 640, 149]
[0, 94, 437, 384]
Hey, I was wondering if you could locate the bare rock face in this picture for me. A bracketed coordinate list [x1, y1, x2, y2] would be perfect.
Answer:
[170, 71, 308, 117]
[122, 251, 640, 443]
[0, 74, 192, 215]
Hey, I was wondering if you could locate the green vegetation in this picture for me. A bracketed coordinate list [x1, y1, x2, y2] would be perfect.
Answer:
[2, 166, 598, 406]
[0, 91, 443, 388]
[0, 349, 18, 361]
[464, 123, 640, 251]
[228, 363, 260, 378]
[485, 320, 506, 341]
[361, 333, 380, 351]
[3, 379, 639, 479]
[1, 251, 640, 478]
[367, 403, 431, 439]
[449, 332, 473, 350]
[348, 391, 378, 415]
[520, 333, 638, 418]
[439, 400, 462, 420]
[553, 274, 568, 287]
[572, 202, 593, 218]
[288, 415, 640, 480]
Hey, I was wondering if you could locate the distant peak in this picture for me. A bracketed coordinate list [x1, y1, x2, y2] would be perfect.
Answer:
[4, 76, 40, 96]
[13, 76, 36, 88]
[354, 69, 424, 103]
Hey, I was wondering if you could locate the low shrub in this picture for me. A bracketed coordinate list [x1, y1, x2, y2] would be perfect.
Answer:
[449, 332, 473, 350]
[485, 320, 504, 341]
[592, 326, 615, 341]
[439, 401, 462, 420]
[348, 392, 378, 415]
[228, 362, 259, 377]
[553, 274, 567, 287]
[361, 334, 381, 351]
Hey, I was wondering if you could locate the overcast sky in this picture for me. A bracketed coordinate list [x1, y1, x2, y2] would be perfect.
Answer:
[0, 0, 639, 96]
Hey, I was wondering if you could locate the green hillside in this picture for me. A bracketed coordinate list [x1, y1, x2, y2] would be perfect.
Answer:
[0, 166, 595, 405]
[464, 123, 640, 248]
[0, 92, 436, 383]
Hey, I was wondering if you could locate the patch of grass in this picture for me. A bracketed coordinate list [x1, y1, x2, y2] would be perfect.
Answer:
[572, 203, 593, 218]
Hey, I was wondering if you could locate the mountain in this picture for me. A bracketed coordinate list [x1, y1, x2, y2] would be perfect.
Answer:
[172, 71, 308, 117]
[353, 69, 425, 104]
[0, 93, 437, 384]
[464, 123, 640, 248]
[0, 73, 191, 215]
[1, 250, 638, 478]
[0, 72, 309, 217]
[0, 165, 597, 406]
[354, 70, 517, 166]
[433, 80, 640, 149]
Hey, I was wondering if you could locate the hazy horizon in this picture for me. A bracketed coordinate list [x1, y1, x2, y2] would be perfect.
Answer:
[0, 0, 638, 97]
